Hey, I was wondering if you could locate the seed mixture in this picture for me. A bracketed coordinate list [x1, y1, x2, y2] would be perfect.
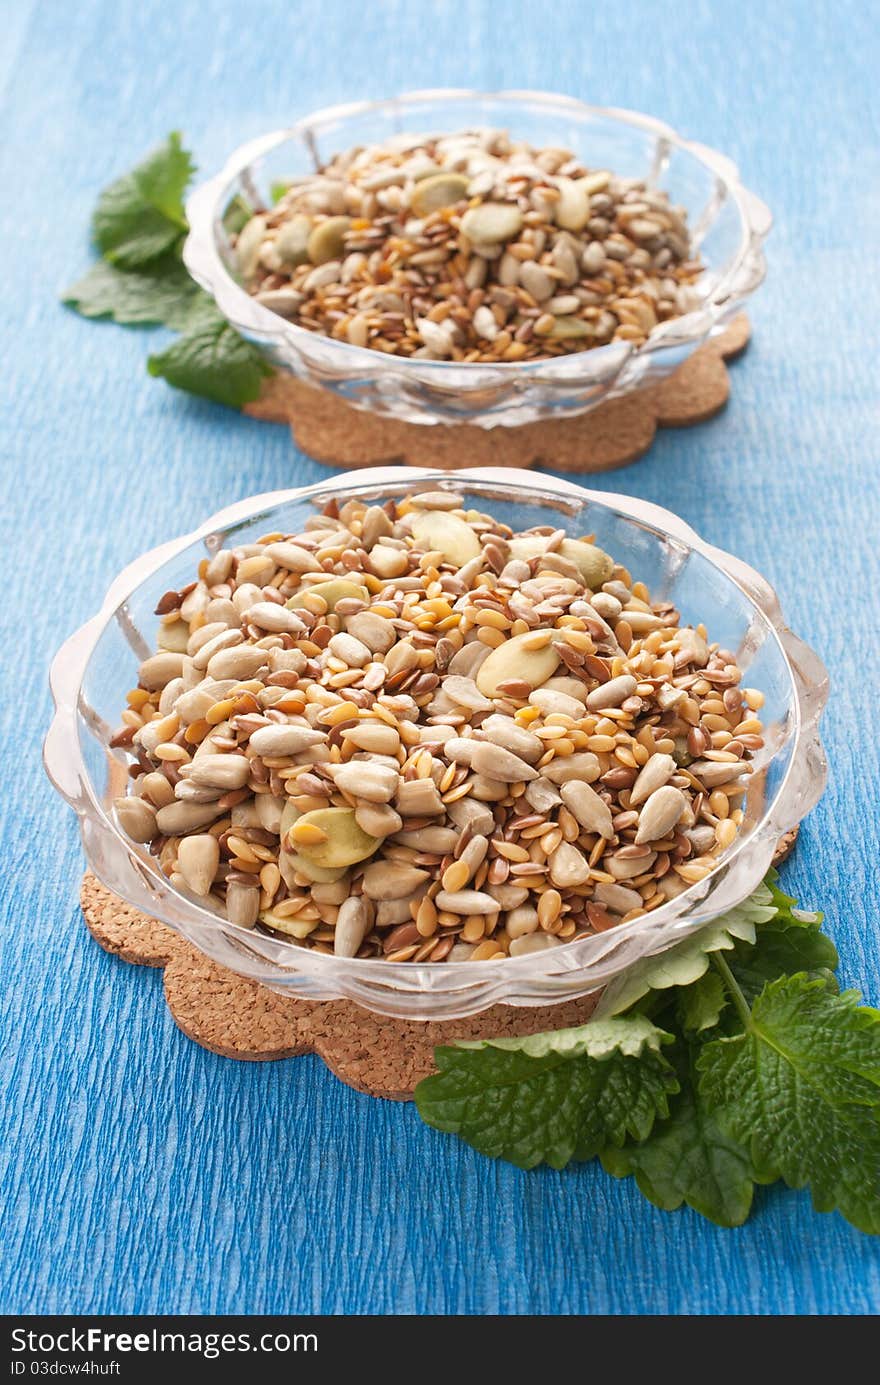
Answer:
[112, 491, 764, 964]
[234, 128, 702, 361]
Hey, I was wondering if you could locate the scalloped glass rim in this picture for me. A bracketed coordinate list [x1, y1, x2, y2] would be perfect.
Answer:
[182, 90, 772, 426]
[44, 468, 827, 1019]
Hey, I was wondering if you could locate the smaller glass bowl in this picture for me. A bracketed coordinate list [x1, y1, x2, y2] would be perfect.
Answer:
[45, 468, 827, 1020]
[183, 89, 771, 427]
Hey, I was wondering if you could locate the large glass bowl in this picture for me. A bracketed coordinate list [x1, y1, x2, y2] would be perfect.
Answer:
[44, 468, 826, 1019]
[183, 90, 771, 427]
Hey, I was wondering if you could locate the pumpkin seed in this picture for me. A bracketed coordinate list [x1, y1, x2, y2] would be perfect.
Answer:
[307, 216, 351, 265]
[410, 172, 470, 215]
[411, 510, 481, 566]
[461, 202, 523, 245]
[286, 578, 369, 612]
[475, 631, 560, 697]
[290, 807, 379, 869]
[275, 214, 313, 267]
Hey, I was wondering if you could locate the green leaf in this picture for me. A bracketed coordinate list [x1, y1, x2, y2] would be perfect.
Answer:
[603, 1046, 755, 1227]
[270, 179, 292, 203]
[147, 302, 273, 408]
[61, 255, 202, 329]
[93, 132, 194, 267]
[731, 925, 839, 1008]
[222, 194, 253, 236]
[593, 883, 776, 1019]
[679, 972, 727, 1034]
[766, 875, 823, 930]
[414, 1016, 677, 1170]
[699, 975, 880, 1234]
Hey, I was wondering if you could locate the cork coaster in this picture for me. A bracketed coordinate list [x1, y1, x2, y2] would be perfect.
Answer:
[79, 814, 795, 1102]
[244, 315, 750, 472]
[80, 873, 598, 1099]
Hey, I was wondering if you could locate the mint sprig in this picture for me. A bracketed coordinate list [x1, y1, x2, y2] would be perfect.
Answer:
[415, 876, 880, 1234]
[62, 132, 273, 409]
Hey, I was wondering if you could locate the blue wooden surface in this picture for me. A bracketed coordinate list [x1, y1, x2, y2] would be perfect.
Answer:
[2, 0, 879, 1317]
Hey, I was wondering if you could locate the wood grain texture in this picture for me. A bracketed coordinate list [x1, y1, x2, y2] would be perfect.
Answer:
[2, 0, 879, 1317]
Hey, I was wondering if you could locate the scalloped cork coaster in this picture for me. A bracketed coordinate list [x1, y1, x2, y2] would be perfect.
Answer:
[80, 873, 601, 1099]
[79, 814, 796, 1102]
[244, 315, 750, 472]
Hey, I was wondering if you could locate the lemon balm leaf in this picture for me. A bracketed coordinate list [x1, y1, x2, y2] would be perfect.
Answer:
[415, 1017, 677, 1170]
[698, 975, 880, 1234]
[92, 132, 194, 267]
[147, 302, 273, 408]
[62, 256, 202, 329]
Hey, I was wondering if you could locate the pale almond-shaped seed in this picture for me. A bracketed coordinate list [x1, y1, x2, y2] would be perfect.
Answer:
[540, 752, 601, 785]
[560, 781, 615, 839]
[264, 541, 321, 572]
[343, 722, 401, 755]
[206, 646, 268, 681]
[479, 714, 544, 763]
[155, 801, 226, 834]
[442, 675, 493, 712]
[607, 850, 657, 880]
[528, 688, 586, 719]
[396, 779, 444, 815]
[635, 786, 688, 844]
[114, 797, 158, 843]
[594, 882, 643, 914]
[689, 759, 750, 787]
[248, 724, 325, 757]
[185, 754, 251, 789]
[177, 834, 220, 896]
[629, 752, 677, 806]
[361, 861, 430, 900]
[328, 632, 372, 667]
[548, 841, 591, 888]
[331, 761, 399, 802]
[434, 889, 500, 916]
[508, 933, 562, 956]
[354, 802, 403, 837]
[345, 611, 396, 653]
[334, 897, 370, 957]
[226, 882, 260, 928]
[246, 601, 307, 634]
[138, 652, 185, 689]
[585, 675, 638, 711]
[468, 742, 538, 782]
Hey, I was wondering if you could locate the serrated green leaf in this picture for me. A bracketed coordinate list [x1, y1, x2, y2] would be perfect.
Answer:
[602, 1046, 755, 1227]
[731, 925, 839, 1007]
[455, 1014, 670, 1061]
[699, 975, 880, 1234]
[61, 255, 202, 329]
[93, 132, 194, 268]
[415, 1016, 677, 1170]
[147, 303, 273, 408]
[679, 972, 727, 1034]
[766, 877, 823, 930]
[593, 883, 776, 1019]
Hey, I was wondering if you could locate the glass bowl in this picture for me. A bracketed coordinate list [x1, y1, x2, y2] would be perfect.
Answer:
[44, 468, 826, 1019]
[183, 90, 771, 428]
